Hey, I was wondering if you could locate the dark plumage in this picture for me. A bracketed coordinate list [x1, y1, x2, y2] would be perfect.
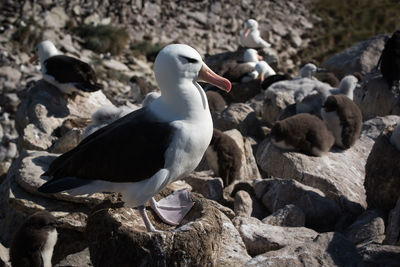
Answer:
[378, 30, 400, 88]
[205, 129, 242, 187]
[321, 95, 362, 149]
[261, 74, 291, 90]
[206, 90, 226, 112]
[10, 211, 58, 267]
[38, 106, 174, 193]
[44, 55, 103, 92]
[271, 113, 335, 156]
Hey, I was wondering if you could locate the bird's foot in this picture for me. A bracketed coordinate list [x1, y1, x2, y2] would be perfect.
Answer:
[150, 189, 194, 226]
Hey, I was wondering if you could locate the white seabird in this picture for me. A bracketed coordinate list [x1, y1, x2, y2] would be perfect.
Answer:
[30, 40, 103, 94]
[239, 19, 271, 49]
[38, 44, 232, 232]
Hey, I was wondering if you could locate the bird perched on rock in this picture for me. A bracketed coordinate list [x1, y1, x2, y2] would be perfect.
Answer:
[240, 19, 271, 49]
[295, 74, 359, 116]
[321, 95, 362, 149]
[30, 40, 103, 95]
[270, 113, 335, 156]
[10, 211, 58, 267]
[390, 124, 400, 151]
[38, 44, 231, 232]
[205, 129, 242, 187]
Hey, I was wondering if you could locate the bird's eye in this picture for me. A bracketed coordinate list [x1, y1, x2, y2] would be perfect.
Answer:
[180, 56, 198, 64]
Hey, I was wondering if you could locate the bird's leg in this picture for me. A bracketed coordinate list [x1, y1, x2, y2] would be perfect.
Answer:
[150, 189, 194, 226]
[138, 205, 158, 232]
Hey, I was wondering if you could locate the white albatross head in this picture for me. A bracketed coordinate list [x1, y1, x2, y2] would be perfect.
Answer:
[243, 49, 263, 62]
[153, 44, 231, 95]
[338, 75, 358, 95]
[29, 40, 60, 66]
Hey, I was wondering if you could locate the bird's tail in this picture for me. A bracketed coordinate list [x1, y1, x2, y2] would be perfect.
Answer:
[75, 82, 104, 92]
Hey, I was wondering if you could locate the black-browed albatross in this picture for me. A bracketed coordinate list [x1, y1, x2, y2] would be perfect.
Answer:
[30, 40, 103, 94]
[38, 44, 232, 232]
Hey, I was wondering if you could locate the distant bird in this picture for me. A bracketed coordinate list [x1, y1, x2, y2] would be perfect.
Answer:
[321, 95, 362, 149]
[220, 49, 263, 83]
[240, 19, 271, 48]
[10, 211, 58, 267]
[30, 40, 103, 95]
[296, 75, 359, 116]
[297, 63, 327, 79]
[270, 113, 334, 156]
[38, 44, 232, 232]
[315, 75, 359, 101]
[83, 105, 136, 138]
[254, 60, 276, 81]
[205, 129, 242, 187]
[390, 124, 400, 151]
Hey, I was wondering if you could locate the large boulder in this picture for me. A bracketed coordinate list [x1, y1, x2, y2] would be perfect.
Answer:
[256, 116, 400, 216]
[247, 232, 363, 266]
[15, 80, 112, 151]
[365, 124, 400, 210]
[354, 72, 400, 121]
[343, 209, 386, 245]
[233, 216, 318, 256]
[254, 178, 341, 232]
[86, 193, 224, 266]
[214, 103, 264, 140]
[324, 34, 389, 78]
[0, 150, 108, 263]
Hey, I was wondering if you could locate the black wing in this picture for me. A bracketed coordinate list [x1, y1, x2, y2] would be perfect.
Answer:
[44, 55, 103, 91]
[40, 107, 175, 188]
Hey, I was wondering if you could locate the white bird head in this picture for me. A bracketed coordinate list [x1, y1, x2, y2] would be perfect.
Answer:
[243, 49, 262, 62]
[339, 75, 358, 91]
[30, 40, 60, 65]
[245, 19, 258, 30]
[299, 63, 318, 78]
[154, 44, 231, 94]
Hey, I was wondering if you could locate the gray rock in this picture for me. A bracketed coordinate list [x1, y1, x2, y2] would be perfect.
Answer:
[86, 193, 223, 266]
[218, 213, 252, 266]
[224, 129, 261, 181]
[365, 124, 400, 210]
[214, 103, 264, 139]
[344, 209, 386, 245]
[12, 150, 107, 205]
[256, 116, 400, 216]
[247, 232, 363, 266]
[262, 204, 305, 227]
[15, 80, 113, 151]
[254, 178, 341, 232]
[357, 241, 400, 267]
[0, 66, 21, 83]
[50, 128, 84, 154]
[55, 247, 92, 267]
[324, 34, 389, 78]
[354, 72, 400, 120]
[385, 197, 400, 245]
[233, 216, 318, 256]
[43, 6, 70, 29]
[182, 171, 224, 202]
[234, 190, 253, 217]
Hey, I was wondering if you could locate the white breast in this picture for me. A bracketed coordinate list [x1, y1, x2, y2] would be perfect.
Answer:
[41, 229, 57, 267]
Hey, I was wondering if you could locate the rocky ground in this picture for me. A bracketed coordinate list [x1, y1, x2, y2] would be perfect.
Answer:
[1, 0, 400, 266]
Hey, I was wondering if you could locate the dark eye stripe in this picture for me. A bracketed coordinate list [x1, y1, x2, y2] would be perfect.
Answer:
[180, 56, 198, 63]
